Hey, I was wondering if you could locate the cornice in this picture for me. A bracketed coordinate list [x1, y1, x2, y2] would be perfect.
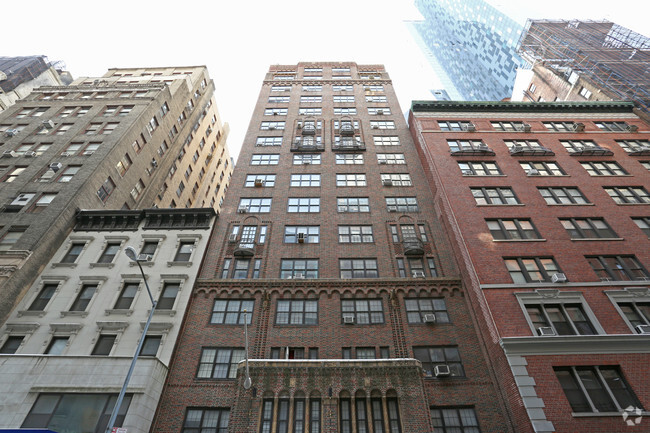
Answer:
[501, 334, 650, 356]
[411, 100, 635, 114]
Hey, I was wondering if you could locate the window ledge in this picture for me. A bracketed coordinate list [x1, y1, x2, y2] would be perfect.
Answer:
[570, 238, 624, 241]
[17, 310, 46, 318]
[546, 203, 595, 206]
[167, 261, 193, 267]
[476, 204, 525, 207]
[501, 334, 650, 356]
[462, 174, 507, 177]
[152, 309, 176, 317]
[613, 203, 650, 206]
[129, 261, 154, 267]
[104, 309, 134, 316]
[572, 411, 650, 418]
[90, 263, 114, 269]
[588, 174, 633, 177]
[60, 311, 88, 318]
[493, 239, 546, 242]
[51, 262, 77, 268]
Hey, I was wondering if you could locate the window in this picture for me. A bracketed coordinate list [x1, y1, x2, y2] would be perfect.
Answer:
[272, 85, 292, 92]
[197, 347, 245, 379]
[288, 198, 319, 213]
[414, 346, 464, 377]
[486, 219, 541, 240]
[617, 140, 650, 154]
[617, 301, 650, 332]
[337, 197, 369, 213]
[543, 121, 579, 132]
[175, 241, 194, 261]
[276, 299, 318, 324]
[526, 303, 597, 336]
[269, 96, 290, 103]
[458, 161, 502, 176]
[92, 334, 116, 355]
[491, 121, 527, 131]
[397, 257, 437, 278]
[97, 177, 115, 203]
[632, 217, 650, 237]
[2, 166, 26, 182]
[339, 259, 378, 279]
[560, 218, 617, 239]
[57, 165, 80, 183]
[365, 95, 387, 103]
[377, 153, 405, 165]
[299, 107, 322, 116]
[505, 139, 553, 154]
[595, 121, 630, 132]
[341, 299, 383, 323]
[284, 226, 319, 243]
[447, 140, 489, 153]
[139, 335, 161, 356]
[291, 174, 321, 187]
[561, 140, 610, 155]
[470, 187, 519, 205]
[405, 298, 449, 323]
[293, 153, 321, 165]
[381, 173, 411, 186]
[336, 174, 366, 187]
[245, 174, 275, 187]
[369, 107, 391, 115]
[261, 399, 274, 433]
[301, 96, 322, 103]
[70, 284, 98, 311]
[431, 407, 480, 433]
[438, 121, 472, 131]
[114, 282, 138, 309]
[338, 226, 373, 243]
[61, 242, 85, 263]
[21, 393, 132, 432]
[370, 121, 395, 129]
[1, 336, 23, 354]
[130, 179, 145, 201]
[0, 229, 25, 251]
[334, 107, 357, 115]
[520, 161, 565, 176]
[181, 408, 230, 433]
[211, 299, 254, 324]
[336, 153, 364, 165]
[251, 154, 279, 165]
[83, 142, 101, 155]
[505, 257, 561, 283]
[385, 197, 418, 212]
[98, 242, 120, 263]
[239, 198, 272, 213]
[578, 87, 592, 98]
[555, 366, 642, 413]
[28, 283, 57, 311]
[30, 193, 56, 212]
[256, 136, 283, 147]
[581, 161, 627, 176]
[604, 186, 650, 204]
[280, 259, 319, 279]
[46, 337, 69, 355]
[538, 187, 589, 205]
[157, 282, 180, 310]
[587, 255, 649, 281]
[373, 136, 400, 146]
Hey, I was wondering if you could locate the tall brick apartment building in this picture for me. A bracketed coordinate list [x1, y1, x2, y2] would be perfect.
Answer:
[409, 100, 650, 432]
[151, 63, 515, 432]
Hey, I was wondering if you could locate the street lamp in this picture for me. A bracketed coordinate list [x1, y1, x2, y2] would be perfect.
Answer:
[105, 246, 158, 433]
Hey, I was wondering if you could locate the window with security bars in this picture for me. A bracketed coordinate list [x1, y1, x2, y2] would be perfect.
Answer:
[290, 174, 320, 187]
[580, 161, 627, 176]
[337, 197, 369, 212]
[554, 366, 643, 413]
[181, 408, 229, 433]
[538, 187, 589, 205]
[526, 303, 597, 335]
[377, 153, 405, 164]
[385, 197, 418, 212]
[604, 186, 650, 204]
[560, 218, 617, 239]
[280, 259, 319, 279]
[284, 226, 320, 243]
[288, 198, 320, 212]
[414, 346, 464, 377]
[430, 407, 480, 433]
[197, 347, 245, 378]
[471, 187, 519, 205]
[405, 298, 449, 323]
[380, 173, 411, 186]
[519, 161, 565, 176]
[486, 219, 540, 240]
[211, 299, 254, 324]
[341, 299, 384, 323]
[586, 255, 649, 281]
[458, 161, 502, 176]
[276, 299, 318, 324]
[505, 257, 562, 283]
[338, 225, 373, 243]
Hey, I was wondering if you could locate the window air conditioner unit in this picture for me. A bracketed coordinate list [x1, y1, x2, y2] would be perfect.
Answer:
[254, 179, 264, 187]
[297, 122, 302, 129]
[382, 179, 393, 186]
[371, 125, 379, 129]
[297, 233, 306, 243]
[24, 151, 37, 158]
[537, 327, 556, 336]
[10, 193, 35, 207]
[387, 205, 397, 212]
[268, 126, 276, 130]
[423, 313, 436, 323]
[82, 151, 95, 156]
[42, 119, 55, 129]
[626, 125, 638, 133]
[378, 160, 388, 165]
[463, 123, 476, 132]
[228, 233, 237, 242]
[412, 271, 426, 278]
[273, 112, 278, 115]
[343, 315, 355, 324]
[238, 205, 248, 213]
[462, 170, 473, 175]
[61, 152, 72, 157]
[477, 143, 488, 150]
[635, 324, 650, 334]
[376, 110, 384, 115]
[527, 168, 540, 176]
[522, 123, 531, 132]
[303, 160, 311, 165]
[137, 254, 152, 262]
[572, 123, 585, 132]
[511, 145, 524, 153]
[2, 150, 17, 158]
[434, 364, 451, 377]
[294, 273, 305, 279]
[206, 153, 213, 160]
[4, 129, 18, 137]
[49, 162, 62, 172]
[551, 273, 567, 283]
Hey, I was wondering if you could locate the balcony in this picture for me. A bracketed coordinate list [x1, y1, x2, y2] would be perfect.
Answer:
[339, 123, 355, 136]
[291, 139, 325, 152]
[509, 145, 554, 156]
[332, 140, 366, 152]
[234, 239, 256, 257]
[403, 238, 424, 255]
[301, 124, 316, 135]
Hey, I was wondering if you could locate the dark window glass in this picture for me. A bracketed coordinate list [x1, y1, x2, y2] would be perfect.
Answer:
[70, 284, 98, 311]
[92, 335, 116, 356]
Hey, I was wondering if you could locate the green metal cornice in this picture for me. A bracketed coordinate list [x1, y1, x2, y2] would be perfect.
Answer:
[411, 100, 636, 113]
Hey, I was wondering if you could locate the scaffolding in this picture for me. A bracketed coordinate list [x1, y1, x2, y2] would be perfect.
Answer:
[518, 20, 650, 114]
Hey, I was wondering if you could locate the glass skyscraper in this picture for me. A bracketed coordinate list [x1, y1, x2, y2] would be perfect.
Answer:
[409, 0, 524, 101]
